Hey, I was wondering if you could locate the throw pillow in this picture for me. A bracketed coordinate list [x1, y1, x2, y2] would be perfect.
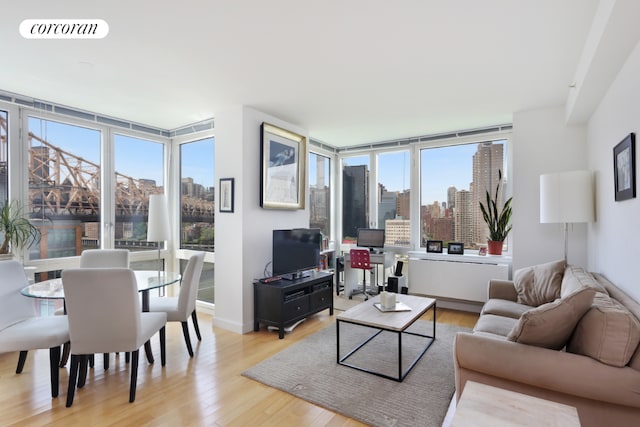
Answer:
[513, 259, 565, 306]
[560, 265, 608, 298]
[567, 294, 640, 367]
[507, 286, 595, 350]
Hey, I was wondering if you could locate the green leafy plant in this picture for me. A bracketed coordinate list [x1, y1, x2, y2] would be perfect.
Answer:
[479, 170, 512, 242]
[0, 200, 40, 255]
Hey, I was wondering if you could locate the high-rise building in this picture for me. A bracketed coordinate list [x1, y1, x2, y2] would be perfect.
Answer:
[447, 185, 457, 209]
[342, 165, 368, 241]
[454, 190, 473, 246]
[384, 218, 410, 246]
[397, 190, 411, 219]
[378, 185, 397, 222]
[472, 142, 504, 245]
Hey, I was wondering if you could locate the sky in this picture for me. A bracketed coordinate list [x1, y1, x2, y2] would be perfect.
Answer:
[28, 117, 214, 188]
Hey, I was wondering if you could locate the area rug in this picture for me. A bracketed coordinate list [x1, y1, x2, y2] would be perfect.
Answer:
[243, 320, 470, 427]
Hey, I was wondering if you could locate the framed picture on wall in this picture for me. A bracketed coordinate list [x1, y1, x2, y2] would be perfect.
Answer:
[614, 133, 636, 201]
[260, 122, 307, 209]
[219, 178, 234, 213]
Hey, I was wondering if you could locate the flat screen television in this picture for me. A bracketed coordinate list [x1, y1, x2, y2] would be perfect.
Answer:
[272, 228, 322, 280]
[356, 228, 385, 251]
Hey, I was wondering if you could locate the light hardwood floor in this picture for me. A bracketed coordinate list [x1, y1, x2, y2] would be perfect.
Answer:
[0, 306, 478, 426]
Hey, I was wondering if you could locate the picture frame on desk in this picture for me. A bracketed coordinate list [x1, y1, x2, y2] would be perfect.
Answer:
[447, 242, 464, 255]
[426, 240, 443, 253]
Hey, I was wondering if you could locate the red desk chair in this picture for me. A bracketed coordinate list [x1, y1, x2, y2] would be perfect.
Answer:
[349, 249, 374, 300]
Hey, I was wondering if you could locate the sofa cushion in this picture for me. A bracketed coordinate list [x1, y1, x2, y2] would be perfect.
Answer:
[507, 287, 595, 350]
[561, 265, 608, 298]
[567, 293, 640, 367]
[481, 299, 535, 319]
[513, 259, 565, 306]
[473, 314, 518, 337]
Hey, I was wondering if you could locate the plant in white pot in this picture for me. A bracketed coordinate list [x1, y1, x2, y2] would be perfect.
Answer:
[0, 200, 40, 259]
[479, 170, 512, 255]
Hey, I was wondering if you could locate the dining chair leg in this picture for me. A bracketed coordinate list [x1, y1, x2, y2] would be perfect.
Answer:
[66, 355, 80, 407]
[160, 326, 166, 366]
[59, 342, 70, 367]
[103, 353, 109, 370]
[191, 310, 202, 341]
[78, 355, 89, 388]
[181, 321, 194, 357]
[129, 350, 139, 403]
[49, 346, 61, 398]
[16, 350, 28, 374]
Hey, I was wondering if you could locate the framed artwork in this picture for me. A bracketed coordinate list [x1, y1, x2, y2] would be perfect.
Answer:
[426, 240, 443, 253]
[478, 246, 487, 256]
[219, 178, 234, 213]
[613, 133, 636, 201]
[447, 242, 464, 255]
[260, 122, 307, 209]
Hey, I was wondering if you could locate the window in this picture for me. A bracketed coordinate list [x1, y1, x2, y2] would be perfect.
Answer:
[179, 138, 214, 251]
[114, 134, 165, 252]
[309, 152, 330, 236]
[179, 137, 214, 304]
[342, 155, 369, 243]
[420, 140, 507, 249]
[0, 110, 7, 204]
[28, 117, 101, 260]
[377, 151, 410, 247]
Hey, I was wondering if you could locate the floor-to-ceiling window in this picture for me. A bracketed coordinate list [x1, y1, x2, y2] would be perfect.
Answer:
[309, 151, 331, 237]
[28, 116, 102, 261]
[179, 137, 215, 304]
[377, 150, 410, 247]
[0, 110, 8, 204]
[342, 155, 370, 244]
[113, 133, 165, 258]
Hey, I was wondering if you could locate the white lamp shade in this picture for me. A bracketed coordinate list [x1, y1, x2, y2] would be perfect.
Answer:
[147, 194, 170, 241]
[540, 170, 594, 224]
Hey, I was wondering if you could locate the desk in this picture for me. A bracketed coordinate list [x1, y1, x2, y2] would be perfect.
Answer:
[343, 251, 393, 298]
[21, 270, 181, 364]
[451, 381, 580, 426]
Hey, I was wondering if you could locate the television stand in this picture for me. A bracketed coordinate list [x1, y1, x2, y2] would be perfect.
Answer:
[254, 271, 334, 339]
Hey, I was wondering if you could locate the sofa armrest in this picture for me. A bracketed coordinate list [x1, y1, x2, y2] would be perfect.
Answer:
[487, 279, 517, 301]
[453, 332, 640, 408]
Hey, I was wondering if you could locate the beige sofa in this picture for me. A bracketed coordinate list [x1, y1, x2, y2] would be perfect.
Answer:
[453, 262, 640, 427]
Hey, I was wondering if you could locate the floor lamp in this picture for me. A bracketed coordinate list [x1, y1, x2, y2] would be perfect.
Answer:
[147, 194, 170, 277]
[540, 170, 594, 264]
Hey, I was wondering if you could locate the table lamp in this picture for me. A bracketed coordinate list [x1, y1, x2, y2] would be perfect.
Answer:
[147, 194, 170, 275]
[540, 170, 594, 263]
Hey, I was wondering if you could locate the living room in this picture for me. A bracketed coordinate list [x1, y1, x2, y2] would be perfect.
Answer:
[1, 1, 640, 425]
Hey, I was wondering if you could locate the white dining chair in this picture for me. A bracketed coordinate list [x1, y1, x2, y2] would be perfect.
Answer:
[0, 260, 70, 398]
[148, 252, 205, 357]
[80, 248, 129, 268]
[62, 267, 167, 406]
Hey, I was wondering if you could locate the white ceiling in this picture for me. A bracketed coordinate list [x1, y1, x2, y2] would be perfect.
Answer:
[1, 1, 602, 147]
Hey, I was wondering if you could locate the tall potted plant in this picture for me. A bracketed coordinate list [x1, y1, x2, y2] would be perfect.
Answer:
[479, 170, 512, 255]
[0, 200, 40, 259]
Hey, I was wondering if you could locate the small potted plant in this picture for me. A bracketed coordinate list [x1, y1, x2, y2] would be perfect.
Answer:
[479, 170, 512, 255]
[0, 200, 40, 259]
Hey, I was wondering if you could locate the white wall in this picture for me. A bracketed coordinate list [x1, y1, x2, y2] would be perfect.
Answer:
[587, 39, 640, 301]
[213, 106, 309, 334]
[511, 106, 589, 271]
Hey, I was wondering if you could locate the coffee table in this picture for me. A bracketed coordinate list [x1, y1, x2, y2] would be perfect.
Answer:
[336, 294, 436, 382]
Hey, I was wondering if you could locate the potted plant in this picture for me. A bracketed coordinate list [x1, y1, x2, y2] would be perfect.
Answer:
[479, 170, 512, 255]
[0, 200, 40, 259]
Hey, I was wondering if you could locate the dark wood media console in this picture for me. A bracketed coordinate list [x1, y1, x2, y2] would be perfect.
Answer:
[253, 271, 334, 339]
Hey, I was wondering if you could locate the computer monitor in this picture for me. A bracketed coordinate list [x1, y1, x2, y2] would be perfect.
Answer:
[356, 228, 385, 251]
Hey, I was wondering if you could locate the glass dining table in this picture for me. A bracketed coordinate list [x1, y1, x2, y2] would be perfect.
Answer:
[21, 270, 181, 365]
